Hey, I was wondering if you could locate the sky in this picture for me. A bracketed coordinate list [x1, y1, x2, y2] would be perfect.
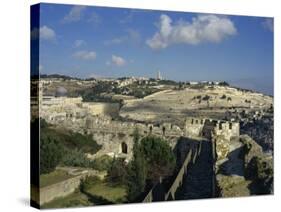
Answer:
[32, 3, 274, 95]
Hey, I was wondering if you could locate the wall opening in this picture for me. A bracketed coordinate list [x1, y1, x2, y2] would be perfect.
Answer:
[162, 126, 166, 136]
[229, 123, 232, 130]
[121, 142, 128, 154]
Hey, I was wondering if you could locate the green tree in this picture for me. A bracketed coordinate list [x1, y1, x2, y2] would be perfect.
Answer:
[108, 158, 128, 184]
[140, 136, 176, 181]
[40, 137, 64, 174]
[127, 128, 147, 202]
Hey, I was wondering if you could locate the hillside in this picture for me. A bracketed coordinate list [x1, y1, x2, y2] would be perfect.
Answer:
[120, 85, 273, 124]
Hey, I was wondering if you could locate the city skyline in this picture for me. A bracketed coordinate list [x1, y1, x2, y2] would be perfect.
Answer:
[34, 3, 273, 95]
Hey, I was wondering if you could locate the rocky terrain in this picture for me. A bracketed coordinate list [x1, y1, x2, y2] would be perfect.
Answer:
[216, 135, 273, 197]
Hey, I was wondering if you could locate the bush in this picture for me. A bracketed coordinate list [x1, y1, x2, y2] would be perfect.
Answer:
[221, 94, 226, 99]
[40, 122, 101, 155]
[202, 95, 210, 101]
[40, 137, 64, 174]
[92, 155, 114, 171]
[60, 149, 92, 168]
[108, 158, 128, 184]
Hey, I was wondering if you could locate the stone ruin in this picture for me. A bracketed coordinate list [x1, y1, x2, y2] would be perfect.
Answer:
[40, 96, 240, 162]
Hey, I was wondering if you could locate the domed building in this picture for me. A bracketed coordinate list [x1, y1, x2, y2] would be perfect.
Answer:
[55, 86, 68, 97]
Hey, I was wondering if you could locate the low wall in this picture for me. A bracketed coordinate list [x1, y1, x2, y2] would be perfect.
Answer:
[165, 150, 193, 200]
[40, 175, 82, 205]
[39, 169, 105, 205]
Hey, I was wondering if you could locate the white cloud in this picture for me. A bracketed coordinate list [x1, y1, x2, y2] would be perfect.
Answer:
[31, 26, 56, 40]
[146, 14, 237, 49]
[262, 18, 273, 32]
[108, 55, 126, 67]
[74, 39, 86, 48]
[62, 6, 86, 23]
[73, 50, 96, 60]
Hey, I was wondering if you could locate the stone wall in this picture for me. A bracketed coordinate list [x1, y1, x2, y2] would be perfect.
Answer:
[84, 116, 183, 160]
[185, 117, 240, 161]
[185, 118, 205, 138]
[41, 96, 120, 121]
[213, 121, 240, 160]
[40, 175, 82, 205]
[82, 102, 120, 116]
[39, 169, 106, 206]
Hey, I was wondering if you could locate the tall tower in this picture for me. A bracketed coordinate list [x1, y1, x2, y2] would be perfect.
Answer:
[156, 70, 162, 80]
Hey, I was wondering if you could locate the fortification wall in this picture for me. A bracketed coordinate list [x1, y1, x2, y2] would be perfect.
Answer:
[185, 118, 205, 138]
[184, 117, 240, 161]
[41, 97, 120, 122]
[82, 102, 120, 116]
[213, 122, 240, 140]
[85, 117, 183, 160]
[213, 122, 240, 160]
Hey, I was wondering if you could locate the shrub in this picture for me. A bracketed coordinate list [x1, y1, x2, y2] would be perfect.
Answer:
[40, 137, 64, 174]
[92, 155, 114, 171]
[60, 149, 92, 168]
[108, 158, 128, 184]
[221, 94, 226, 99]
[202, 95, 210, 101]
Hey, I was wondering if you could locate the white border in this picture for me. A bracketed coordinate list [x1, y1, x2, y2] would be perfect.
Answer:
[0, 0, 280, 211]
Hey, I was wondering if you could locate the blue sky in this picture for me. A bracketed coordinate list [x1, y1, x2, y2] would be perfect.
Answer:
[34, 3, 274, 95]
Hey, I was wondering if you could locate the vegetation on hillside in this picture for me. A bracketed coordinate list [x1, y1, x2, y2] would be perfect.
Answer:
[39, 119, 102, 174]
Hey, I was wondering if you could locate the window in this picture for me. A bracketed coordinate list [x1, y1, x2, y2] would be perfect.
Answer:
[121, 142, 128, 154]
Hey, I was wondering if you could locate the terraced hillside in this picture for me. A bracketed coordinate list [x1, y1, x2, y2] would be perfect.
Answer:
[120, 86, 273, 125]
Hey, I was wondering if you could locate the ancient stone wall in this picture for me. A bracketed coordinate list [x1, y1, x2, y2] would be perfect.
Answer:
[82, 102, 120, 116]
[85, 116, 183, 161]
[185, 118, 205, 138]
[213, 121, 240, 160]
[40, 97, 120, 121]
[40, 175, 82, 205]
[184, 117, 240, 161]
